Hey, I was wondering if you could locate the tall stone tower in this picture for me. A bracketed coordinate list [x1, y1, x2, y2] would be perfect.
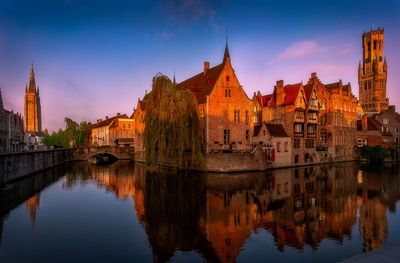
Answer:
[358, 27, 388, 113]
[24, 65, 42, 132]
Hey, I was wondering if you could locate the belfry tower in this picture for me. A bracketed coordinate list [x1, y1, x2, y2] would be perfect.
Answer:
[358, 27, 388, 113]
[24, 65, 42, 132]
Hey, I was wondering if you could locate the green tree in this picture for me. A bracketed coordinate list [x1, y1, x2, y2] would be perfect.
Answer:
[360, 145, 389, 165]
[144, 73, 205, 170]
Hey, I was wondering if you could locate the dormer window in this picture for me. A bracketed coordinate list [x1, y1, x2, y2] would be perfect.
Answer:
[226, 75, 230, 83]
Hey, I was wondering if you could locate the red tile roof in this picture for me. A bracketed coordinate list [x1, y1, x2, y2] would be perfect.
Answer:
[283, 83, 301, 105]
[176, 63, 225, 104]
[256, 94, 272, 107]
[367, 117, 392, 136]
[303, 84, 314, 102]
[253, 123, 289, 137]
[91, 114, 128, 129]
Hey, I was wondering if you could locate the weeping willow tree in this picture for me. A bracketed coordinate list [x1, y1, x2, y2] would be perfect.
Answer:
[144, 73, 205, 170]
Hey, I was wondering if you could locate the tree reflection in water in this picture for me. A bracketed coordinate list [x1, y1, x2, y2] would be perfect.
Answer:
[1, 162, 400, 262]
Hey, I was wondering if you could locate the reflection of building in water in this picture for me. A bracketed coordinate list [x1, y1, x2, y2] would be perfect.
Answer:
[359, 198, 388, 251]
[61, 162, 400, 262]
[25, 194, 40, 229]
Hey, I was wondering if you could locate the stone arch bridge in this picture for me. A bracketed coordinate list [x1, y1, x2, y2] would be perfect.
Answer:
[73, 146, 135, 162]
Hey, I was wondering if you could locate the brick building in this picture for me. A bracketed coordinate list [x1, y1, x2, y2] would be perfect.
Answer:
[307, 73, 358, 160]
[0, 89, 25, 152]
[133, 99, 147, 152]
[90, 113, 133, 146]
[357, 115, 395, 148]
[257, 81, 319, 165]
[176, 41, 254, 152]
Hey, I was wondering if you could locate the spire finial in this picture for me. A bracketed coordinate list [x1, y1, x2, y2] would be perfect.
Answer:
[223, 30, 230, 62]
[173, 66, 176, 87]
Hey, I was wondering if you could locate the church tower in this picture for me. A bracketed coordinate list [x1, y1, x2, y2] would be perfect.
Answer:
[358, 27, 388, 113]
[24, 65, 42, 132]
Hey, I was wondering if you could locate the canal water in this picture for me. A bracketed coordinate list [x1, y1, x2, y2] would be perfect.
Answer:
[1, 161, 400, 263]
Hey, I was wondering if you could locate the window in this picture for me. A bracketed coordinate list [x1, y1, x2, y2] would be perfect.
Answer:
[294, 139, 300, 149]
[225, 89, 231, 98]
[373, 40, 377, 50]
[320, 131, 327, 145]
[226, 75, 230, 83]
[277, 142, 281, 152]
[294, 183, 300, 194]
[128, 123, 131, 129]
[383, 118, 389, 125]
[245, 110, 249, 124]
[310, 99, 318, 107]
[305, 139, 314, 148]
[284, 183, 289, 193]
[253, 106, 257, 112]
[308, 111, 317, 120]
[294, 123, 303, 133]
[284, 142, 288, 152]
[246, 130, 249, 142]
[234, 110, 240, 123]
[357, 139, 363, 147]
[307, 124, 316, 134]
[295, 111, 304, 119]
[368, 42, 371, 52]
[396, 138, 400, 145]
[202, 129, 206, 144]
[294, 155, 299, 163]
[396, 128, 400, 134]
[263, 129, 266, 136]
[335, 102, 338, 109]
[123, 123, 126, 129]
[277, 184, 281, 195]
[224, 129, 230, 144]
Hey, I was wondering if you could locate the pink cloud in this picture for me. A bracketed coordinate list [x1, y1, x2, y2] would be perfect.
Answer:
[277, 40, 327, 61]
[337, 48, 351, 56]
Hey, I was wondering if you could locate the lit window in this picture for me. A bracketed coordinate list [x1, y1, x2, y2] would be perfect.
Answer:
[277, 142, 281, 152]
[284, 142, 288, 152]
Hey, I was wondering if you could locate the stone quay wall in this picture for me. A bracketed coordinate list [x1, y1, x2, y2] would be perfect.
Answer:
[0, 149, 74, 185]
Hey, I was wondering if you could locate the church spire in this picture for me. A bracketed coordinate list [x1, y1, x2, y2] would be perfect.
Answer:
[0, 88, 3, 110]
[383, 57, 387, 73]
[28, 64, 36, 93]
[223, 30, 230, 62]
[173, 66, 176, 87]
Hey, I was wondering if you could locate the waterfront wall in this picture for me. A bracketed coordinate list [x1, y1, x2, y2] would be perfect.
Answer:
[135, 148, 269, 172]
[0, 149, 74, 185]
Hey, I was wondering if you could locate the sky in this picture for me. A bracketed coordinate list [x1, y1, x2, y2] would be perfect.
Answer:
[0, 0, 399, 132]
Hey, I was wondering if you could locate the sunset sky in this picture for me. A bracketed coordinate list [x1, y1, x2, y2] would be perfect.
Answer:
[0, 0, 399, 132]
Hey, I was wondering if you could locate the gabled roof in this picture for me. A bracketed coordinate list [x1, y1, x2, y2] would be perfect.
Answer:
[256, 94, 272, 107]
[367, 117, 392, 136]
[266, 123, 289, 137]
[269, 83, 302, 107]
[303, 84, 314, 102]
[137, 99, 147, 112]
[176, 63, 225, 104]
[91, 114, 128, 129]
[284, 83, 302, 105]
[253, 123, 289, 137]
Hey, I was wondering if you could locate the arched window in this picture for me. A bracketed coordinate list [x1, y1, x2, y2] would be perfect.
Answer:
[294, 155, 299, 164]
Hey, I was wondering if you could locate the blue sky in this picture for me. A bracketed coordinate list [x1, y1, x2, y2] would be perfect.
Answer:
[0, 0, 399, 131]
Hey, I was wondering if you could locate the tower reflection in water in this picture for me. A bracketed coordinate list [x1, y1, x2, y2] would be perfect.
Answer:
[20, 162, 400, 262]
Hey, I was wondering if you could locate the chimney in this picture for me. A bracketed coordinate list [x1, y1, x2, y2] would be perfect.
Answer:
[311, 72, 317, 78]
[105, 116, 109, 120]
[276, 80, 285, 106]
[204, 61, 210, 75]
[99, 119, 102, 122]
[117, 112, 121, 117]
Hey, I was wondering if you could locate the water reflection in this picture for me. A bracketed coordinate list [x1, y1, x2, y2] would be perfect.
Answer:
[1, 162, 400, 262]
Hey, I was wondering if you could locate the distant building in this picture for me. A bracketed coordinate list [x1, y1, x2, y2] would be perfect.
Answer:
[24, 64, 42, 132]
[358, 28, 389, 113]
[0, 89, 24, 152]
[357, 115, 395, 148]
[90, 113, 133, 146]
